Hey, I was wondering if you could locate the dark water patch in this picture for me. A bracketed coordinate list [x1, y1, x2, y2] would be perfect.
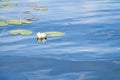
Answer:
[0, 56, 120, 80]
[91, 29, 120, 40]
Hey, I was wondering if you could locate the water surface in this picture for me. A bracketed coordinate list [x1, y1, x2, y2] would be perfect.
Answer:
[0, 0, 120, 80]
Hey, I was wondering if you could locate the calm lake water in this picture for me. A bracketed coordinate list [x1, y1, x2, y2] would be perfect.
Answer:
[0, 0, 120, 80]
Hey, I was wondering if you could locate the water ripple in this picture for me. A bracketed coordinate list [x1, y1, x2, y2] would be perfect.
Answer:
[0, 0, 120, 60]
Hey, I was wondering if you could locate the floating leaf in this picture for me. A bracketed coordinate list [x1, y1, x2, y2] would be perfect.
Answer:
[21, 20, 32, 24]
[7, 19, 32, 25]
[25, 18, 39, 21]
[0, 3, 17, 8]
[67, 22, 72, 25]
[27, 4, 38, 8]
[0, 0, 9, 2]
[8, 29, 33, 35]
[23, 11, 32, 14]
[7, 19, 22, 25]
[0, 21, 8, 26]
[34, 7, 48, 11]
[44, 31, 65, 37]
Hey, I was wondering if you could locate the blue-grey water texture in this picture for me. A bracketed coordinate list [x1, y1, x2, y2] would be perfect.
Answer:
[0, 0, 120, 80]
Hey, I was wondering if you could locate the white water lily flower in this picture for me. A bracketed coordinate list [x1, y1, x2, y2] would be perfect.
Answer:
[36, 32, 47, 38]
[36, 32, 47, 42]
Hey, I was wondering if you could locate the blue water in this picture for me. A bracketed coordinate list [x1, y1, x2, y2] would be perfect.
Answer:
[0, 0, 120, 80]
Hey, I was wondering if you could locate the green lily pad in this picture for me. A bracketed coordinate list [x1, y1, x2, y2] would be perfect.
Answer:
[21, 20, 32, 24]
[44, 31, 65, 37]
[7, 19, 32, 25]
[23, 11, 32, 14]
[8, 29, 33, 35]
[0, 21, 8, 26]
[27, 4, 38, 8]
[25, 18, 39, 21]
[0, 3, 17, 8]
[0, 0, 9, 2]
[7, 19, 22, 25]
[34, 7, 48, 11]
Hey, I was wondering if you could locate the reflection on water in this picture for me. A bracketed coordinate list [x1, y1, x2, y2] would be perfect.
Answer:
[0, 0, 120, 80]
